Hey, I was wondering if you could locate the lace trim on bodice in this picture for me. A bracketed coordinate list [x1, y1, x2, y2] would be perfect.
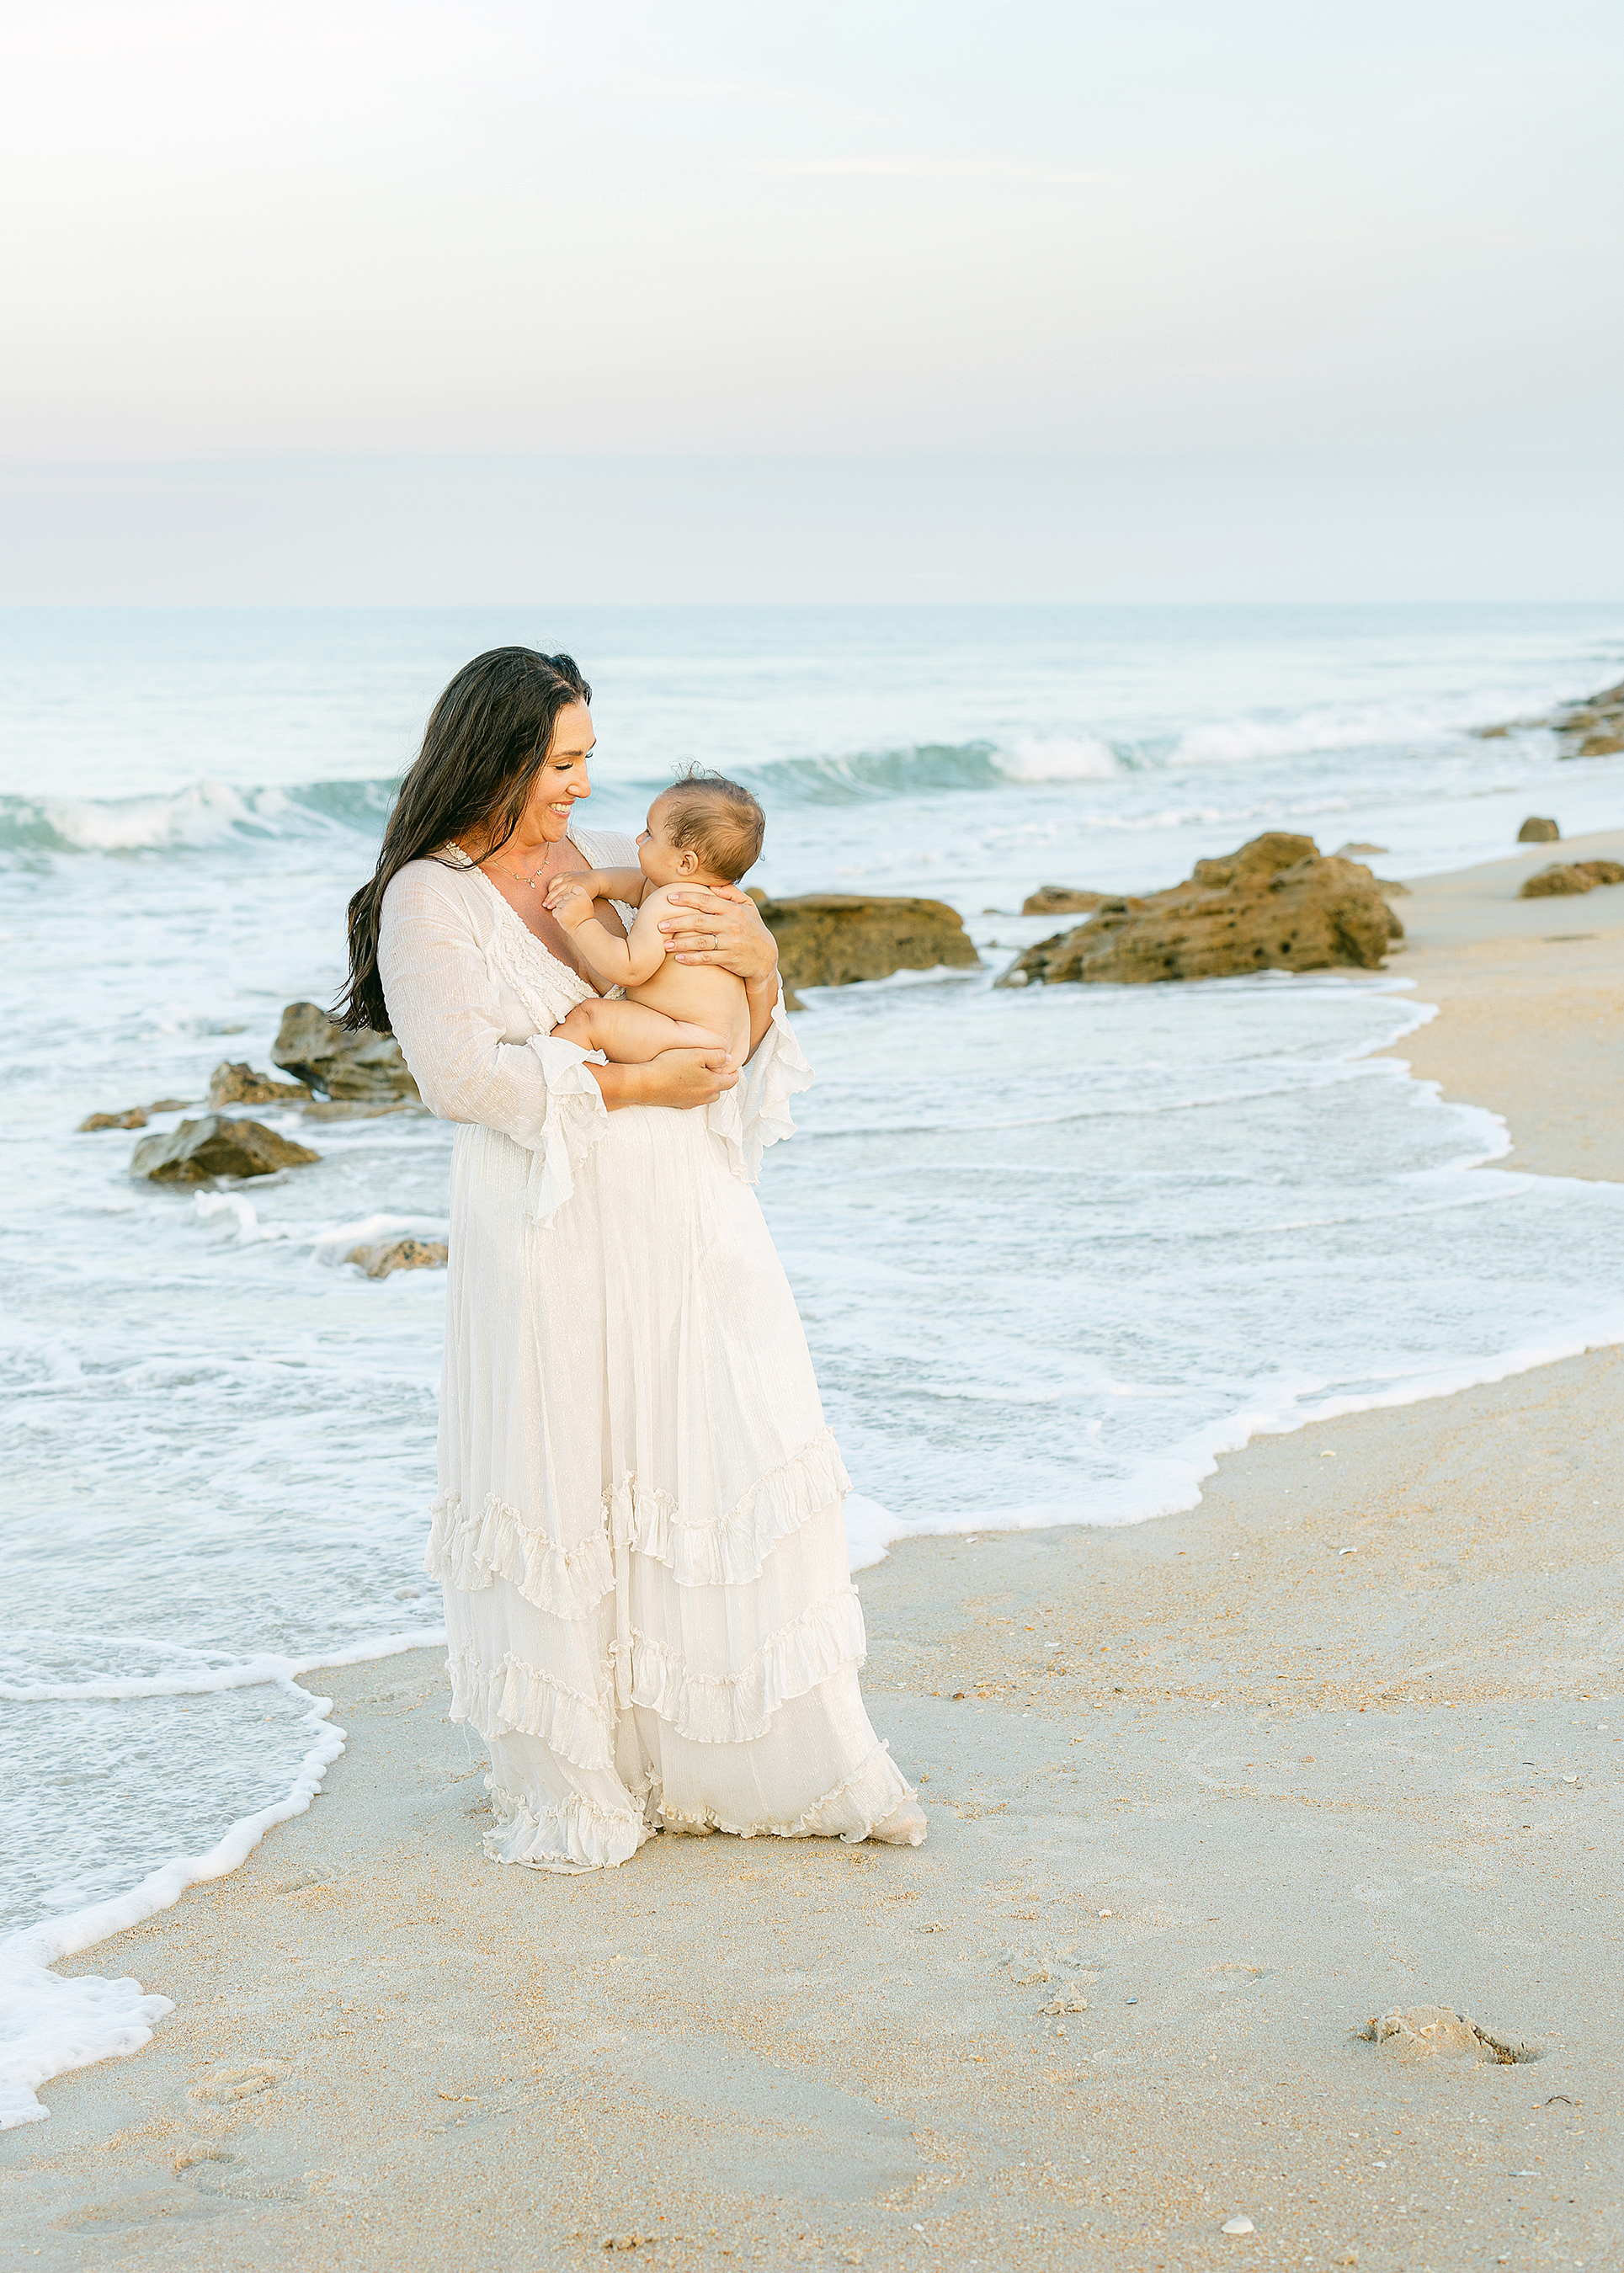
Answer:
[445, 843, 598, 1027]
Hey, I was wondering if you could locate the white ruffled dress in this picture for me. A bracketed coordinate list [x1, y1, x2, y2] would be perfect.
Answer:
[376, 828, 917, 1871]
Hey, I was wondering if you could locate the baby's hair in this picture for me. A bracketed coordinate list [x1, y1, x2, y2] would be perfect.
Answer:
[659, 767, 766, 883]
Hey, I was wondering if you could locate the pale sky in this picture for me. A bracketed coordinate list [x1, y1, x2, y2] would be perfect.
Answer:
[3, 2, 1621, 598]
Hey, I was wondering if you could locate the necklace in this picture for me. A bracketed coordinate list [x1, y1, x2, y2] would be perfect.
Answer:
[488, 840, 560, 891]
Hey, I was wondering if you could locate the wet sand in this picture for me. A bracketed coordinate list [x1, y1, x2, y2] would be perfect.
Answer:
[1379, 825, 1624, 1183]
[4, 835, 1622, 2271]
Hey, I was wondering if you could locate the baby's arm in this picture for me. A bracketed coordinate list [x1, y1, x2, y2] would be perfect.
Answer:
[549, 880, 672, 993]
[567, 865, 648, 910]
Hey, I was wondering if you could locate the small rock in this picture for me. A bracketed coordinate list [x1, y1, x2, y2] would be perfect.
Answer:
[1038, 1991, 1088, 2014]
[273, 1002, 419, 1102]
[130, 1115, 321, 1183]
[1518, 859, 1624, 899]
[1332, 841, 1387, 856]
[208, 1060, 312, 1108]
[79, 1095, 194, 1131]
[345, 1237, 449, 1279]
[1517, 816, 1560, 843]
[1520, 863, 1590, 897]
[1221, 2214, 1255, 2234]
[1021, 885, 1109, 915]
[1476, 676, 1624, 757]
[80, 1108, 149, 1131]
[301, 1098, 423, 1121]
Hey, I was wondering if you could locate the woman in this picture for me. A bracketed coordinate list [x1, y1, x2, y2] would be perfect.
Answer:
[343, 648, 925, 1871]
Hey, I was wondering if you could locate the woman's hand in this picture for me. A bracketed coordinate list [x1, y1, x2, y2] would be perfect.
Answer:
[658, 886, 779, 987]
[603, 1046, 739, 1111]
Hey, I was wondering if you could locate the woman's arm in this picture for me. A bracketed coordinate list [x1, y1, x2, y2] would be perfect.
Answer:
[594, 1049, 739, 1110]
[658, 885, 782, 1057]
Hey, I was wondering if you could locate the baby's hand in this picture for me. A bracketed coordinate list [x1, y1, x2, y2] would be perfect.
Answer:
[546, 877, 595, 929]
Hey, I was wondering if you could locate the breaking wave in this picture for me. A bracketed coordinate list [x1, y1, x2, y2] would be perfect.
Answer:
[0, 776, 398, 857]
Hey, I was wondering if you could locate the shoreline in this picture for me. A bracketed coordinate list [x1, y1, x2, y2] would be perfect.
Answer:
[1376, 823, 1624, 1183]
[3, 830, 1622, 2268]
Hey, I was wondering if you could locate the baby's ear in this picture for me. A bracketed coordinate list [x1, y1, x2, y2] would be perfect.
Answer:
[676, 846, 700, 876]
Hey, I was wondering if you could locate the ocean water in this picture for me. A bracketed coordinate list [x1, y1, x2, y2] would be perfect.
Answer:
[3, 602, 1624, 2124]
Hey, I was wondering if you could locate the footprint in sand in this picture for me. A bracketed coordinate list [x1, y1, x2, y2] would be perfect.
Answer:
[188, 2061, 290, 2104]
[1360, 2006, 1533, 2063]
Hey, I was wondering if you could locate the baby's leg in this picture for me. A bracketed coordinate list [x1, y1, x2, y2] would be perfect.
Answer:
[553, 998, 727, 1063]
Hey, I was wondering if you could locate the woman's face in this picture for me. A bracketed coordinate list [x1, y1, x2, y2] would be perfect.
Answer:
[519, 700, 594, 841]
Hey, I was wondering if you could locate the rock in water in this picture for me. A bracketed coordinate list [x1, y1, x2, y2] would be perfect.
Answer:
[1517, 815, 1560, 843]
[1021, 885, 1110, 915]
[753, 893, 981, 993]
[80, 1107, 150, 1131]
[998, 833, 1402, 987]
[79, 1096, 195, 1131]
[1478, 678, 1624, 758]
[301, 1099, 423, 1121]
[272, 1003, 419, 1102]
[130, 1115, 321, 1183]
[208, 1060, 312, 1108]
[1556, 679, 1624, 758]
[344, 1237, 448, 1278]
[1519, 859, 1624, 899]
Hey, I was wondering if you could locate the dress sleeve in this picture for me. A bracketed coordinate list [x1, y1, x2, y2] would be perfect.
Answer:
[377, 865, 610, 1222]
[711, 988, 814, 1184]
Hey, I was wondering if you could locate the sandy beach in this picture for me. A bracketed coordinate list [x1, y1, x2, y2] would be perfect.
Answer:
[5, 835, 1622, 2272]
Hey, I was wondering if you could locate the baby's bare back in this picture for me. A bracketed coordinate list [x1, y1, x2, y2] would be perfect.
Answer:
[629, 897, 750, 1057]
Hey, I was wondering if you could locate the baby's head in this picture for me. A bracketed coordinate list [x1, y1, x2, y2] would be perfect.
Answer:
[639, 769, 765, 889]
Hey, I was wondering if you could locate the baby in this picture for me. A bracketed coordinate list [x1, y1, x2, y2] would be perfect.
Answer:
[545, 771, 766, 1068]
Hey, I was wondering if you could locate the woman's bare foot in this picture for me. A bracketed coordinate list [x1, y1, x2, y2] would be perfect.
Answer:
[869, 1795, 928, 1847]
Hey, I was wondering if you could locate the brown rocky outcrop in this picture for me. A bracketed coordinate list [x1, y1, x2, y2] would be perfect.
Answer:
[1518, 859, 1624, 899]
[1517, 816, 1560, 843]
[345, 1236, 449, 1279]
[130, 1115, 321, 1182]
[1021, 886, 1109, 916]
[752, 893, 981, 995]
[208, 1061, 312, 1109]
[1478, 679, 1624, 758]
[998, 833, 1403, 988]
[273, 1003, 419, 1102]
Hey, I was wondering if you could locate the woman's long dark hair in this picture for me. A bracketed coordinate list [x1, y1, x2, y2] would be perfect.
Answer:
[338, 647, 591, 1033]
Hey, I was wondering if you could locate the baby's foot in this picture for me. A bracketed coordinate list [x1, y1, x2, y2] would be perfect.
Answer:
[869, 1795, 928, 1847]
